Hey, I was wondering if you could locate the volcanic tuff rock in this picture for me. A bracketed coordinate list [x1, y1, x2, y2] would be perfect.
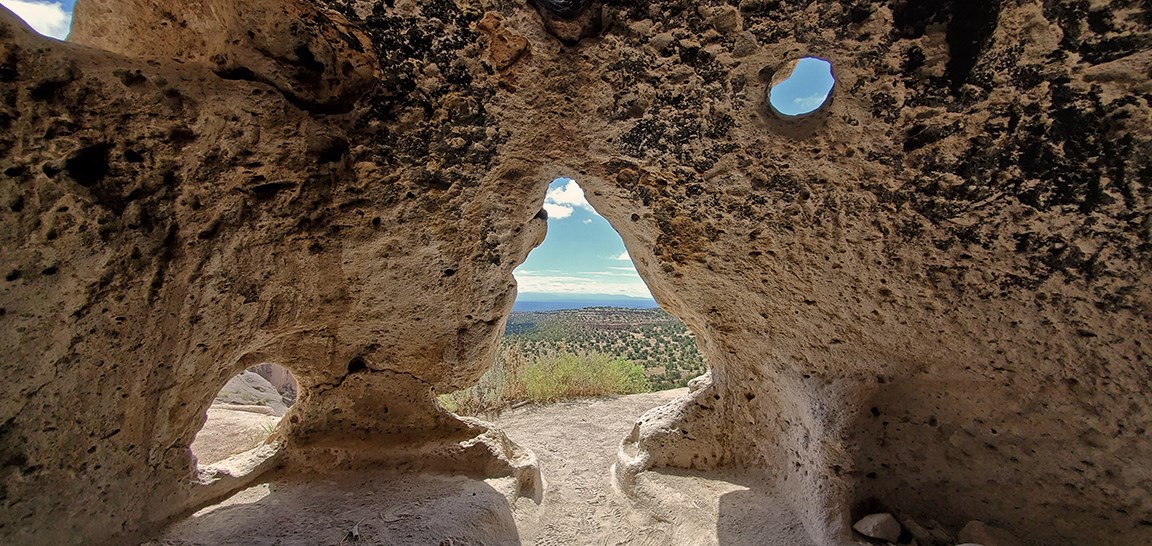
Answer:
[2, 0, 1150, 544]
[852, 512, 901, 543]
[214, 371, 290, 415]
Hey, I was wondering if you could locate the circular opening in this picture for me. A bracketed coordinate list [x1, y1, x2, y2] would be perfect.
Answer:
[191, 363, 299, 467]
[767, 57, 835, 117]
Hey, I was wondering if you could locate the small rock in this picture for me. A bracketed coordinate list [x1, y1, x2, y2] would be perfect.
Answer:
[896, 514, 952, 546]
[628, 19, 653, 37]
[958, 521, 1021, 546]
[923, 519, 955, 545]
[649, 32, 675, 52]
[853, 513, 902, 543]
[897, 515, 933, 545]
[711, 6, 741, 33]
[732, 31, 759, 58]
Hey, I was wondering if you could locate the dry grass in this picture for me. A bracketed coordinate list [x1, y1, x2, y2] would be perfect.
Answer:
[438, 345, 649, 415]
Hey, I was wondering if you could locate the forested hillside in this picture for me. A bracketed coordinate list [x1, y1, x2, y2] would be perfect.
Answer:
[503, 307, 706, 391]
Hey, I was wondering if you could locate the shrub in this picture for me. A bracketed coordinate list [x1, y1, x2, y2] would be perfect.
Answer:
[438, 356, 511, 415]
[438, 348, 649, 415]
[522, 353, 648, 403]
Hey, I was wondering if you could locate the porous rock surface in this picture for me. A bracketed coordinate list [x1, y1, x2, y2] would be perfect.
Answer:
[2, 1, 1150, 544]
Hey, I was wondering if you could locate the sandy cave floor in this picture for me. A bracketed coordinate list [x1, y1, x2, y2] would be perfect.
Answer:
[153, 389, 814, 545]
[190, 405, 282, 466]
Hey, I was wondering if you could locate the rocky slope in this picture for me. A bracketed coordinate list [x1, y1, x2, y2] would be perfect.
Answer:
[2, 1, 1150, 544]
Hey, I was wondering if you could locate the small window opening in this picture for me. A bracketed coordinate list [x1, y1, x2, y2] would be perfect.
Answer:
[1, 0, 74, 40]
[191, 363, 299, 467]
[767, 57, 835, 117]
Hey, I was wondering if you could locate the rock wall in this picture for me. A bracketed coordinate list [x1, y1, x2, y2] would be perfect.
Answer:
[1, 1, 542, 541]
[2, 0, 1149, 544]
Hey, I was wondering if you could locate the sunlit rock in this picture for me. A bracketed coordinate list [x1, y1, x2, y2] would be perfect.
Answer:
[1, 1, 1150, 544]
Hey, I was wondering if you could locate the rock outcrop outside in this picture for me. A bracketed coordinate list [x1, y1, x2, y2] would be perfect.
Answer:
[1, 1, 1150, 544]
[213, 371, 291, 416]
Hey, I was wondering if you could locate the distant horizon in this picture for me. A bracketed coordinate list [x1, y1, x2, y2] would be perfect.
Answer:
[512, 292, 658, 312]
[515, 292, 656, 302]
[513, 179, 655, 300]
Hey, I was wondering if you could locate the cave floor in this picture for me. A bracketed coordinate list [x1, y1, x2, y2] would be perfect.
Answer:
[151, 389, 813, 545]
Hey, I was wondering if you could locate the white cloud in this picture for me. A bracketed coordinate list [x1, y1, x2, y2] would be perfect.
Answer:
[543, 202, 573, 219]
[542, 179, 597, 221]
[793, 95, 828, 109]
[582, 218, 592, 224]
[513, 270, 650, 297]
[613, 251, 630, 260]
[2, 0, 71, 39]
[584, 271, 639, 277]
[547, 180, 589, 207]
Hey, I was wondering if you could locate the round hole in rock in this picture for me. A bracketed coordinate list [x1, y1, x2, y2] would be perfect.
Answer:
[766, 57, 835, 117]
[190, 363, 299, 467]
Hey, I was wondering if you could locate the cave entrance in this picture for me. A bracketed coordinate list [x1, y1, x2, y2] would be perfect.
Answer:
[190, 363, 299, 467]
[435, 176, 712, 541]
[440, 177, 707, 412]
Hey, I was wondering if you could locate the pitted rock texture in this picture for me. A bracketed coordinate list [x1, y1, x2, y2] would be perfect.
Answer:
[2, 1, 1151, 545]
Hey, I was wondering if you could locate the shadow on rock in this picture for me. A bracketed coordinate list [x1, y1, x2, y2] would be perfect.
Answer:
[623, 466, 816, 546]
[152, 470, 522, 545]
[716, 476, 817, 546]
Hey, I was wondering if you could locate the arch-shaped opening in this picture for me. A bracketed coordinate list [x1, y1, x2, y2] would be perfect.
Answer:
[422, 175, 776, 544]
[766, 57, 836, 117]
[440, 177, 708, 415]
[190, 363, 299, 468]
[1, 0, 74, 40]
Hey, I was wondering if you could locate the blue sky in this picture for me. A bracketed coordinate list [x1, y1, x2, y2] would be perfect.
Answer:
[769, 57, 835, 116]
[2, 0, 74, 39]
[515, 179, 652, 298]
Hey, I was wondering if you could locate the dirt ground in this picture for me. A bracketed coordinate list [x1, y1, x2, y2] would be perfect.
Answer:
[190, 405, 282, 466]
[153, 389, 814, 545]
